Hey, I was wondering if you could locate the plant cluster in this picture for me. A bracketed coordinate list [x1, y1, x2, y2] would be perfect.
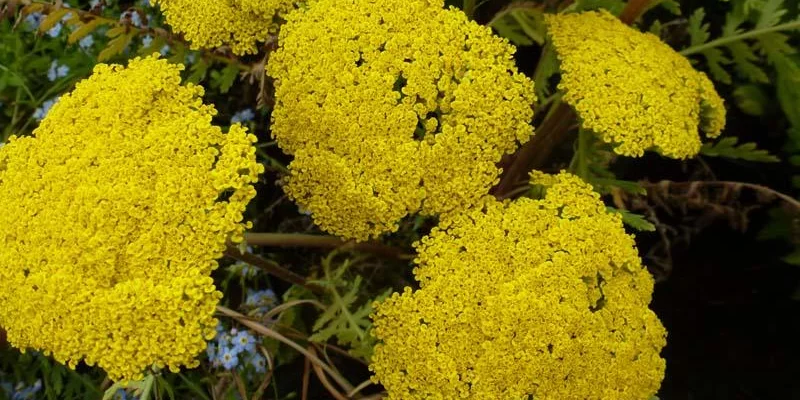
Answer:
[0, 0, 798, 399]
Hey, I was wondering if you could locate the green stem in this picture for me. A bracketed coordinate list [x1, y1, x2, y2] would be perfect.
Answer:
[569, 128, 591, 180]
[224, 246, 325, 294]
[680, 20, 800, 56]
[322, 257, 366, 340]
[493, 101, 576, 197]
[0, 64, 35, 101]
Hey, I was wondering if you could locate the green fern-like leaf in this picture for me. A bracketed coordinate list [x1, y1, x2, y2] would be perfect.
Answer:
[489, 2, 546, 46]
[688, 8, 711, 46]
[681, 1, 800, 85]
[700, 136, 780, 162]
[573, 0, 626, 14]
[308, 259, 392, 361]
[607, 207, 657, 232]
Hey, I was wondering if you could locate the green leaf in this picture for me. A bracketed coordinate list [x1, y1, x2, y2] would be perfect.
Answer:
[574, 0, 626, 14]
[700, 136, 780, 162]
[688, 8, 711, 46]
[727, 41, 769, 82]
[308, 258, 392, 361]
[656, 0, 681, 15]
[210, 64, 239, 94]
[756, 0, 787, 29]
[68, 19, 107, 45]
[592, 178, 647, 195]
[98, 32, 135, 62]
[757, 207, 792, 240]
[776, 56, 800, 130]
[533, 47, 558, 101]
[732, 84, 769, 115]
[489, 3, 546, 46]
[704, 48, 733, 84]
[607, 207, 656, 232]
[783, 249, 800, 265]
[186, 59, 210, 84]
[38, 8, 71, 34]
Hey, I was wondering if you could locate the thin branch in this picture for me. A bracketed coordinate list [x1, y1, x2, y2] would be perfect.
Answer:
[301, 355, 311, 400]
[619, 0, 652, 24]
[347, 379, 375, 398]
[224, 247, 325, 294]
[308, 346, 350, 400]
[493, 102, 575, 197]
[642, 180, 800, 210]
[244, 233, 414, 260]
[215, 306, 355, 394]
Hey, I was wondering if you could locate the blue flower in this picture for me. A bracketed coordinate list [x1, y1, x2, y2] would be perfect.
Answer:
[47, 61, 69, 82]
[206, 342, 217, 360]
[10, 379, 42, 400]
[33, 97, 59, 121]
[159, 45, 170, 56]
[24, 13, 43, 30]
[248, 352, 267, 374]
[245, 289, 278, 316]
[130, 12, 143, 27]
[79, 35, 94, 49]
[231, 108, 255, 124]
[141, 35, 153, 48]
[219, 347, 239, 370]
[228, 261, 257, 278]
[112, 389, 129, 400]
[232, 330, 257, 354]
[47, 22, 62, 37]
[45, 6, 72, 38]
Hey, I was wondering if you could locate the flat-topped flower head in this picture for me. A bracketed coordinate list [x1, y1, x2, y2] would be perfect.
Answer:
[153, 0, 295, 54]
[268, 0, 535, 241]
[545, 11, 726, 158]
[371, 172, 666, 399]
[0, 55, 263, 381]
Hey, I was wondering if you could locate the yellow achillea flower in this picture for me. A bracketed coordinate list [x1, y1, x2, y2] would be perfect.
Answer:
[0, 56, 263, 381]
[371, 172, 666, 399]
[268, 0, 535, 241]
[153, 0, 294, 54]
[545, 11, 726, 158]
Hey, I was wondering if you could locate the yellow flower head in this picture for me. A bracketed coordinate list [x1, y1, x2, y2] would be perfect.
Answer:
[545, 11, 726, 158]
[153, 0, 295, 54]
[268, 0, 535, 241]
[371, 172, 666, 399]
[0, 55, 263, 381]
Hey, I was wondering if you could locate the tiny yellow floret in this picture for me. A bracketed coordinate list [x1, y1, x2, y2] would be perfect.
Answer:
[545, 11, 726, 158]
[153, 0, 295, 54]
[0, 55, 263, 381]
[371, 172, 667, 399]
[268, 0, 536, 241]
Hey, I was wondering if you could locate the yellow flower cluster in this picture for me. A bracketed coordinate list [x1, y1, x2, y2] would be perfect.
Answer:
[267, 0, 535, 240]
[0, 56, 263, 381]
[153, 0, 295, 54]
[545, 11, 726, 158]
[371, 172, 666, 399]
